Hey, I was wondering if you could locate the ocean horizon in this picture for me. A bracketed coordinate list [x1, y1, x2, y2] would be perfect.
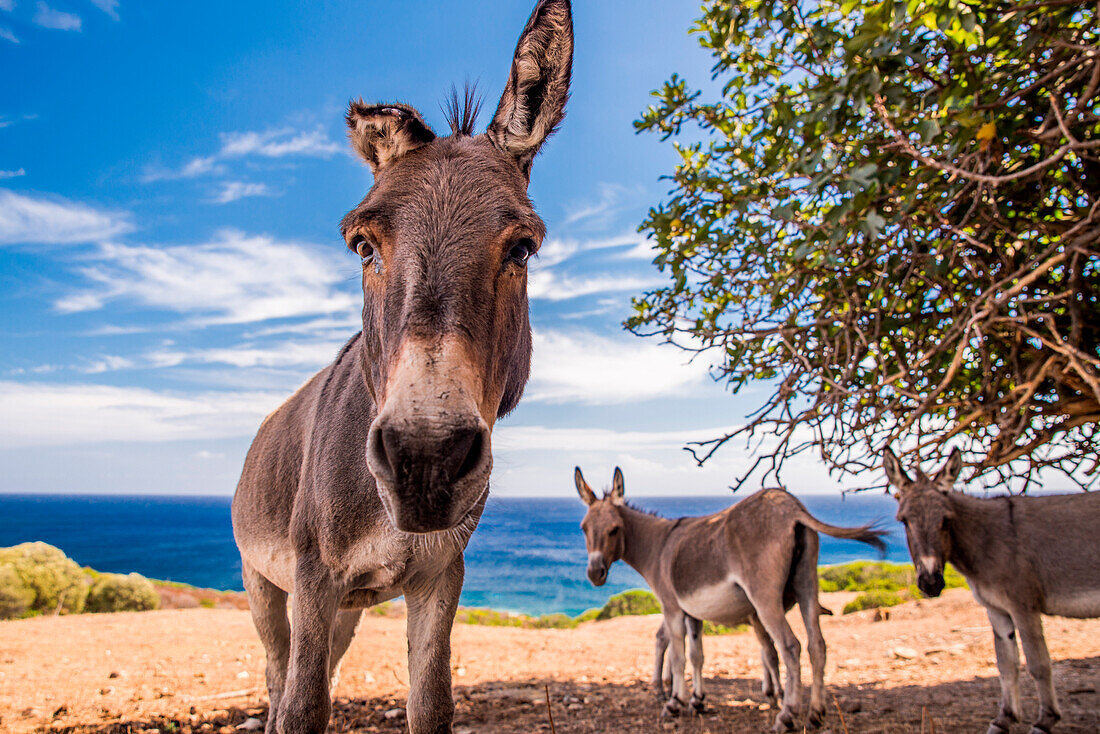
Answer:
[0, 492, 906, 616]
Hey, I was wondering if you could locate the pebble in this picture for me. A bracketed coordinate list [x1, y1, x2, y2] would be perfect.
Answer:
[892, 646, 919, 660]
[384, 708, 405, 720]
[236, 718, 264, 731]
[236, 671, 250, 679]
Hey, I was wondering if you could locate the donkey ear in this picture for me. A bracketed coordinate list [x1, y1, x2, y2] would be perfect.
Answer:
[934, 448, 963, 492]
[346, 101, 436, 173]
[486, 0, 573, 179]
[575, 466, 596, 506]
[610, 467, 625, 505]
[883, 447, 912, 494]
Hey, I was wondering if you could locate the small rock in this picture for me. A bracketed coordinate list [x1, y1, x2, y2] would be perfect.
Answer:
[363, 671, 376, 684]
[236, 718, 264, 731]
[236, 671, 250, 679]
[892, 646, 919, 660]
[455, 666, 466, 676]
[567, 703, 583, 711]
[99, 688, 113, 696]
[384, 708, 405, 720]
[218, 727, 234, 734]
[108, 671, 121, 679]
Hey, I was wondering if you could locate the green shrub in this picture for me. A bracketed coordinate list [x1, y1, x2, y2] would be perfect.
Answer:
[843, 590, 905, 614]
[0, 542, 88, 615]
[596, 589, 661, 620]
[819, 561, 969, 594]
[702, 620, 750, 635]
[455, 608, 579, 629]
[86, 572, 160, 613]
[574, 607, 601, 623]
[0, 565, 35, 619]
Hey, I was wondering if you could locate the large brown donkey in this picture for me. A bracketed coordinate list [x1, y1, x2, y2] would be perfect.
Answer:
[575, 467, 886, 732]
[231, 3, 572, 732]
[884, 447, 1100, 734]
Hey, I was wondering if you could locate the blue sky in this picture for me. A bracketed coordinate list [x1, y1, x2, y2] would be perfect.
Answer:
[0, 0, 857, 497]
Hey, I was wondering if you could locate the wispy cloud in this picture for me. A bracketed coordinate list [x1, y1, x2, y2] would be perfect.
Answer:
[535, 232, 640, 268]
[527, 269, 661, 301]
[0, 380, 282, 446]
[79, 338, 349, 373]
[0, 189, 133, 245]
[0, 26, 17, 44]
[90, 0, 119, 20]
[525, 329, 712, 405]
[33, 2, 81, 31]
[0, 1, 15, 13]
[57, 229, 357, 325]
[0, 168, 25, 179]
[560, 183, 641, 229]
[211, 181, 272, 204]
[145, 126, 339, 182]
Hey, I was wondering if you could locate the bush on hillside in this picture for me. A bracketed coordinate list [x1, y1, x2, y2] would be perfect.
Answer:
[843, 590, 905, 614]
[819, 561, 967, 594]
[0, 542, 88, 615]
[0, 565, 36, 619]
[596, 589, 661, 620]
[86, 572, 160, 613]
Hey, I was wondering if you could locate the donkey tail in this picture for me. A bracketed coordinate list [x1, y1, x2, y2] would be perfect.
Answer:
[796, 512, 888, 557]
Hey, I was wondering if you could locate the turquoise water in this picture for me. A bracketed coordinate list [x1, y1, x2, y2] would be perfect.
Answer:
[0, 493, 904, 616]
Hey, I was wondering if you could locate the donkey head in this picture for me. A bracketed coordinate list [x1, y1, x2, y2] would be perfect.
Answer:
[884, 447, 963, 597]
[343, 0, 573, 533]
[575, 466, 627, 586]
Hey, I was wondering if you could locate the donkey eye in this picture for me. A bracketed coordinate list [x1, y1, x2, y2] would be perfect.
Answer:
[507, 238, 535, 265]
[353, 237, 376, 262]
[609, 527, 620, 537]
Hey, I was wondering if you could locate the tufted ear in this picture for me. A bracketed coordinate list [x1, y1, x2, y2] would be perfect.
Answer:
[346, 101, 436, 173]
[933, 448, 963, 492]
[575, 467, 596, 506]
[487, 0, 572, 180]
[883, 447, 913, 495]
[609, 467, 625, 505]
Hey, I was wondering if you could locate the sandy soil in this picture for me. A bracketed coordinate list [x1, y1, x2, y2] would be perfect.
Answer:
[1, 589, 1098, 733]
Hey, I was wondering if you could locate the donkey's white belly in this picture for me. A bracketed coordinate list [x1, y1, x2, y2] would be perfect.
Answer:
[678, 579, 755, 627]
[1045, 589, 1100, 619]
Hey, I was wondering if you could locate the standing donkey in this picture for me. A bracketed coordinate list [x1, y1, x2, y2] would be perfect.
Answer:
[884, 447, 1100, 734]
[231, 3, 572, 732]
[575, 467, 885, 732]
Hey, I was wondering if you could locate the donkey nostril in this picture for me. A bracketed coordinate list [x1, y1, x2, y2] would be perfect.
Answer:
[456, 429, 485, 481]
[442, 424, 489, 484]
[367, 421, 397, 481]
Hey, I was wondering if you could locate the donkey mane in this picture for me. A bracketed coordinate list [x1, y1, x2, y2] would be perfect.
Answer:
[443, 83, 482, 136]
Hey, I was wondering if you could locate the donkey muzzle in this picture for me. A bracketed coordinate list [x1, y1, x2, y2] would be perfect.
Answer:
[586, 553, 608, 586]
[366, 338, 494, 533]
[917, 571, 945, 598]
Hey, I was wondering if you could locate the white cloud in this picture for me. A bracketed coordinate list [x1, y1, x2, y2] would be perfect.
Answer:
[142, 339, 347, 371]
[528, 268, 661, 301]
[33, 2, 81, 31]
[525, 330, 712, 405]
[57, 230, 358, 325]
[0, 1, 14, 13]
[212, 181, 272, 204]
[90, 0, 118, 20]
[141, 156, 224, 183]
[220, 127, 339, 158]
[0, 26, 17, 44]
[0, 189, 133, 245]
[0, 168, 25, 179]
[536, 232, 640, 268]
[0, 380, 282, 447]
[560, 183, 639, 229]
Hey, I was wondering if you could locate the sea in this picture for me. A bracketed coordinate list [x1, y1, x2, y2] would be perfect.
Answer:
[0, 493, 907, 617]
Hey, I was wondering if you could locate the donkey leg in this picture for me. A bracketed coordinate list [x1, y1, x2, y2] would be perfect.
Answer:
[1013, 610, 1061, 734]
[792, 533, 827, 728]
[242, 561, 290, 734]
[985, 606, 1022, 734]
[661, 610, 689, 717]
[277, 556, 339, 734]
[686, 615, 706, 712]
[752, 597, 802, 732]
[653, 622, 670, 700]
[750, 614, 781, 707]
[328, 609, 363, 691]
[404, 554, 464, 734]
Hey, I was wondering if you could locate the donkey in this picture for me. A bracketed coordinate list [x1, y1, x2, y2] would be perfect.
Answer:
[575, 467, 886, 732]
[230, 4, 572, 732]
[884, 447, 1100, 734]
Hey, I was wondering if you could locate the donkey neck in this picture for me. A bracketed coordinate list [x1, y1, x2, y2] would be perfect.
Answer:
[945, 492, 1013, 581]
[618, 505, 677, 582]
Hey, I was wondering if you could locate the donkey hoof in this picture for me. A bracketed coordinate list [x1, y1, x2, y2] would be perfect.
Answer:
[772, 710, 797, 732]
[661, 699, 683, 718]
[808, 707, 827, 729]
[690, 694, 706, 714]
[986, 725, 1010, 734]
[1029, 728, 1053, 734]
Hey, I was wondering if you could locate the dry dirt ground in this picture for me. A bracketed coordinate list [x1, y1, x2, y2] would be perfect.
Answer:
[1, 589, 1098, 733]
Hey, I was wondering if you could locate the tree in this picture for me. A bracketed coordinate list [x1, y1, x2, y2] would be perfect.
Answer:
[629, 0, 1099, 491]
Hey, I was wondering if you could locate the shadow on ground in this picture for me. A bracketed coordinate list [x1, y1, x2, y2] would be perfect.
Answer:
[43, 656, 1100, 734]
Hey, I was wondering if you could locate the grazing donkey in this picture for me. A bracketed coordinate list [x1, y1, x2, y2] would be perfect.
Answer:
[575, 467, 886, 732]
[230, 3, 572, 732]
[885, 447, 1100, 734]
